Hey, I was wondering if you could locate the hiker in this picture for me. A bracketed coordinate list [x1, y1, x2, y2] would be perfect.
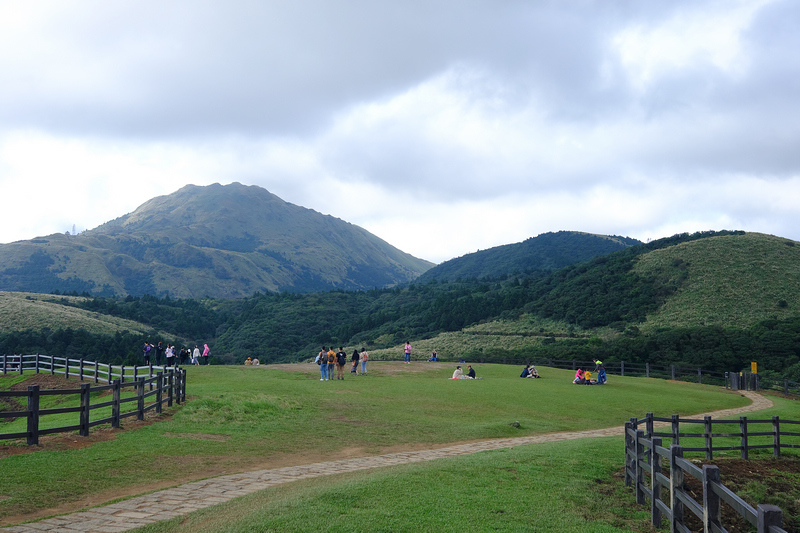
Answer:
[452, 366, 464, 379]
[467, 365, 476, 379]
[336, 347, 347, 380]
[202, 343, 210, 365]
[573, 368, 585, 384]
[360, 348, 368, 374]
[143, 342, 152, 365]
[165, 344, 175, 366]
[404, 341, 412, 364]
[179, 347, 188, 365]
[326, 347, 336, 380]
[351, 349, 360, 374]
[317, 347, 328, 380]
[192, 345, 201, 366]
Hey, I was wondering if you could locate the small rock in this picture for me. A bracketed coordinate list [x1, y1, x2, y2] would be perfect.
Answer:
[509, 421, 521, 428]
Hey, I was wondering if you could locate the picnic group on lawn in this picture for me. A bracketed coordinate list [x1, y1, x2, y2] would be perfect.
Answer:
[573, 359, 607, 385]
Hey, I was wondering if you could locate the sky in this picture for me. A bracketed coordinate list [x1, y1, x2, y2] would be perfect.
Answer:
[1, 0, 798, 264]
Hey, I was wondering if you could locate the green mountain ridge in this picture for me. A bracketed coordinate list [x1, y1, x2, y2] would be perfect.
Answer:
[418, 230, 641, 282]
[0, 183, 434, 298]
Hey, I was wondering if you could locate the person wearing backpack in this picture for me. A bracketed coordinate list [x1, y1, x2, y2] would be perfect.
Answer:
[317, 347, 328, 381]
[326, 347, 336, 381]
[336, 347, 347, 380]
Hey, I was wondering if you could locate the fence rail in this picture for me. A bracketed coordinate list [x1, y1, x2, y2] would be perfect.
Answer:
[624, 416, 796, 532]
[1, 354, 186, 445]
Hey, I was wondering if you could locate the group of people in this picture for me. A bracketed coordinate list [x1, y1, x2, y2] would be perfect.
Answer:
[452, 365, 477, 379]
[573, 359, 607, 385]
[520, 364, 540, 378]
[316, 346, 368, 380]
[244, 357, 260, 365]
[142, 341, 210, 366]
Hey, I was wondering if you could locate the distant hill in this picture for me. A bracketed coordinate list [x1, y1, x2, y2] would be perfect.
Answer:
[0, 183, 433, 298]
[417, 231, 641, 282]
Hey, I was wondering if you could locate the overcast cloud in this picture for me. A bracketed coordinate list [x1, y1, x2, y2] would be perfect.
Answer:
[1, 0, 798, 263]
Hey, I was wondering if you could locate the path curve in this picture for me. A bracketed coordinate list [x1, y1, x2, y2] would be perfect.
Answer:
[2, 391, 772, 532]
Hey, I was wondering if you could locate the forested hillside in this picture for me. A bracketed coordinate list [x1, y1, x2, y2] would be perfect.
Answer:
[418, 230, 640, 282]
[2, 231, 799, 380]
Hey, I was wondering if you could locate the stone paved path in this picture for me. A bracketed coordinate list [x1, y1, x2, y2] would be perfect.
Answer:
[2, 391, 771, 532]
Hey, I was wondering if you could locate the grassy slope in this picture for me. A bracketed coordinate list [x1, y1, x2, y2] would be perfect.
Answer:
[375, 232, 800, 361]
[0, 363, 754, 523]
[633, 232, 800, 330]
[0, 291, 157, 336]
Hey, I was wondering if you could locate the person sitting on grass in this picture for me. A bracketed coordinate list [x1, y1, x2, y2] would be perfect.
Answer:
[245, 357, 252, 365]
[527, 365, 540, 378]
[467, 365, 476, 379]
[573, 368, 585, 384]
[452, 366, 464, 379]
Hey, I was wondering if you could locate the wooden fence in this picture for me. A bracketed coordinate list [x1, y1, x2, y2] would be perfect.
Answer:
[624, 415, 798, 532]
[0, 354, 186, 445]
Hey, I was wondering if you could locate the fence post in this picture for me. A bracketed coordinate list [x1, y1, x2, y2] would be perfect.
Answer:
[757, 504, 783, 532]
[26, 385, 40, 445]
[624, 421, 634, 487]
[651, 437, 663, 528]
[773, 416, 781, 458]
[167, 370, 174, 408]
[669, 445, 685, 533]
[137, 378, 145, 421]
[49, 354, 54, 376]
[671, 365, 676, 381]
[645, 413, 654, 438]
[94, 360, 100, 384]
[80, 383, 91, 436]
[174, 370, 181, 405]
[35, 354, 40, 374]
[786, 379, 790, 395]
[646, 362, 650, 378]
[120, 365, 125, 384]
[181, 368, 187, 402]
[697, 368, 702, 384]
[704, 416, 713, 460]
[671, 414, 680, 445]
[156, 372, 164, 414]
[621, 361, 625, 377]
[740, 416, 749, 460]
[1, 354, 5, 375]
[635, 429, 645, 504]
[65, 358, 70, 380]
[112, 379, 121, 428]
[703, 465, 721, 532]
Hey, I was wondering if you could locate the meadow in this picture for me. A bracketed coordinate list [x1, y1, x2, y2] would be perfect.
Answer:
[1, 362, 794, 531]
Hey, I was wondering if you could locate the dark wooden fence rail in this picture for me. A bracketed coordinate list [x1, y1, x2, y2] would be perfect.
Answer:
[624, 417, 796, 532]
[631, 412, 800, 460]
[0, 355, 186, 445]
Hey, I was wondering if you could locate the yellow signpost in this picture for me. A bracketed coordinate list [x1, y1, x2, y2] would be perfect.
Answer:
[751, 361, 757, 374]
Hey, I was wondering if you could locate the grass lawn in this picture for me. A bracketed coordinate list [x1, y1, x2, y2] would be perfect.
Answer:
[0, 362, 769, 527]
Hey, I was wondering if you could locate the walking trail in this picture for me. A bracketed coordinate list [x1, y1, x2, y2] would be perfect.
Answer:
[2, 391, 772, 532]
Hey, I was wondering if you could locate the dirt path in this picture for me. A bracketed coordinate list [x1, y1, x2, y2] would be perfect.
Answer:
[1, 390, 773, 532]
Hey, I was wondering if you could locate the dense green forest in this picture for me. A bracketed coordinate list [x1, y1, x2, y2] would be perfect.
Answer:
[3, 230, 799, 379]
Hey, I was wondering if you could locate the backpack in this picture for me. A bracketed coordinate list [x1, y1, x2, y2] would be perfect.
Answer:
[315, 353, 322, 365]
[337, 352, 346, 365]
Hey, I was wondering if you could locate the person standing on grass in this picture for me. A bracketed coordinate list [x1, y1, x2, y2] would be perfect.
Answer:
[336, 347, 347, 380]
[404, 341, 412, 364]
[202, 343, 210, 365]
[165, 344, 175, 366]
[192, 345, 201, 366]
[143, 342, 152, 365]
[326, 346, 336, 381]
[317, 346, 328, 380]
[155, 341, 164, 366]
[351, 349, 360, 375]
[360, 348, 368, 374]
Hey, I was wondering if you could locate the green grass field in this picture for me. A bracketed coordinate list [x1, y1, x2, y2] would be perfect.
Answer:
[1, 362, 794, 531]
